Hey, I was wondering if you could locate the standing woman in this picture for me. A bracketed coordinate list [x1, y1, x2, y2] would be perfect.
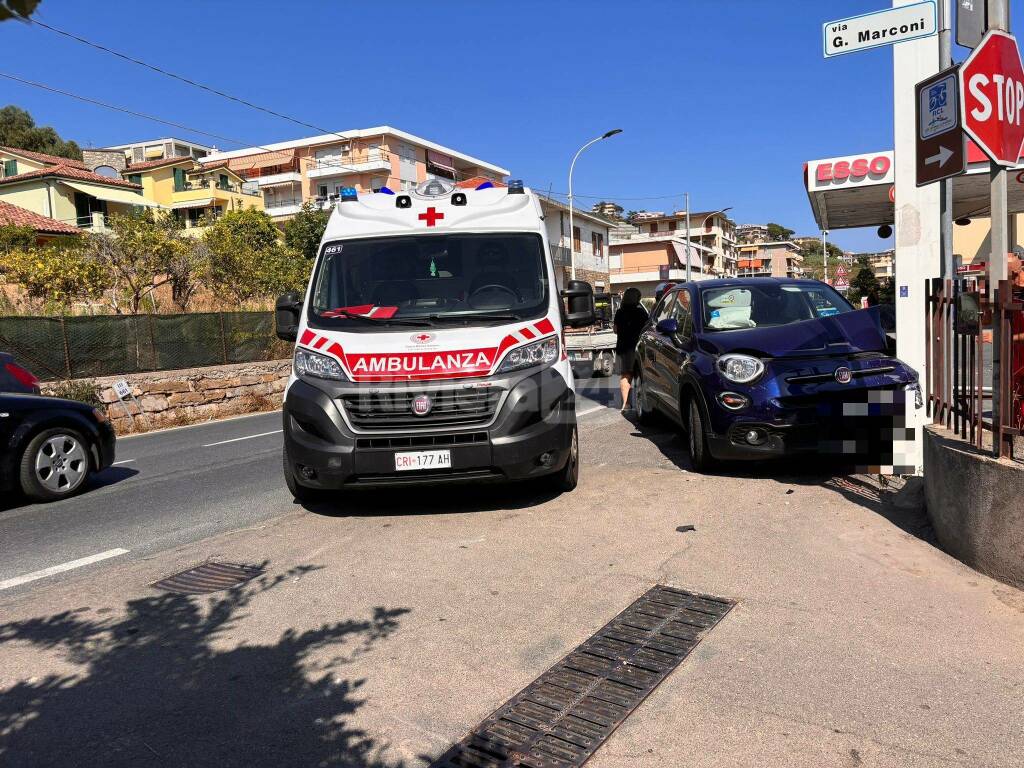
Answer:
[613, 287, 648, 412]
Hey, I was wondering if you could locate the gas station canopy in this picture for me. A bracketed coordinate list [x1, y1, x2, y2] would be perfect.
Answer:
[805, 143, 1024, 230]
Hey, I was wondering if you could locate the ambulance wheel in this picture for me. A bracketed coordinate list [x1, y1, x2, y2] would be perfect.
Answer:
[283, 448, 324, 503]
[543, 424, 579, 494]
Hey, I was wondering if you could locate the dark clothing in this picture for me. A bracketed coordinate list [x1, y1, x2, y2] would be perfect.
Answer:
[614, 304, 648, 354]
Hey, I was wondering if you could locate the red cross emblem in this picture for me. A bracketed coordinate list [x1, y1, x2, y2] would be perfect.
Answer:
[418, 206, 444, 227]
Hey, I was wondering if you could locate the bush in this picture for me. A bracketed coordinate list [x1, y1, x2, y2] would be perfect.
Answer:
[48, 378, 101, 407]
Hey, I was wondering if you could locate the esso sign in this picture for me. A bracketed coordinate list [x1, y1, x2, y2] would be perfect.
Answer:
[960, 30, 1024, 166]
[815, 154, 892, 185]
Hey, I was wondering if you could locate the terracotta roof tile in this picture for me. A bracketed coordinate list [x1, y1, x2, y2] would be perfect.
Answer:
[0, 200, 81, 235]
[0, 163, 143, 189]
[0, 145, 87, 169]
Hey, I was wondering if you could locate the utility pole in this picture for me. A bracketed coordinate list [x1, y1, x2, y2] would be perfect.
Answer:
[684, 193, 692, 282]
[939, 0, 954, 279]
[822, 229, 829, 282]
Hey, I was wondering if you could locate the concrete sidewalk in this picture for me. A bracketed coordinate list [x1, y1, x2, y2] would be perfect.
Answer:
[1, 413, 1022, 767]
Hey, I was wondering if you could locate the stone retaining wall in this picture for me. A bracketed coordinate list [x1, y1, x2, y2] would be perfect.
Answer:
[44, 360, 290, 434]
[923, 425, 1024, 590]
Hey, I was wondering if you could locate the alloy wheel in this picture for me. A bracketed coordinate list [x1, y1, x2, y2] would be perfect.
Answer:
[34, 434, 88, 494]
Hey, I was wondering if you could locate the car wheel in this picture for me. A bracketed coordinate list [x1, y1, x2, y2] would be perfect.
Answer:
[634, 367, 655, 424]
[543, 423, 579, 493]
[19, 428, 92, 502]
[283, 448, 324, 503]
[686, 398, 717, 473]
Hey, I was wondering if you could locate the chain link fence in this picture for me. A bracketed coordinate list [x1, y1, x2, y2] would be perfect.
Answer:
[0, 312, 292, 382]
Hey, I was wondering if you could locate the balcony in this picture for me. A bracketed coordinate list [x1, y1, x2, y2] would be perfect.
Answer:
[550, 244, 571, 267]
[176, 178, 261, 196]
[306, 151, 391, 179]
[253, 171, 302, 187]
[264, 197, 305, 217]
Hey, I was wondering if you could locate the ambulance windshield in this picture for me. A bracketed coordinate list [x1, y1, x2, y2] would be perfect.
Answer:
[309, 233, 549, 329]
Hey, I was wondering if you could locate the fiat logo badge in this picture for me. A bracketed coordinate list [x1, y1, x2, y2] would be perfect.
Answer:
[411, 394, 433, 416]
[410, 332, 435, 345]
[834, 366, 852, 384]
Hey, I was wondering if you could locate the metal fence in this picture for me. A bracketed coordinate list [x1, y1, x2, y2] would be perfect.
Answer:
[0, 312, 291, 382]
[925, 277, 1022, 459]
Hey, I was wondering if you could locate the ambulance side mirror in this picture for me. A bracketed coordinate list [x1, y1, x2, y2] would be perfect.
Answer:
[561, 280, 596, 328]
[275, 292, 303, 342]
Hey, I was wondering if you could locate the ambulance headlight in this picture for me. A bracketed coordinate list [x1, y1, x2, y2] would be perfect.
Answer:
[496, 337, 559, 374]
[294, 348, 348, 381]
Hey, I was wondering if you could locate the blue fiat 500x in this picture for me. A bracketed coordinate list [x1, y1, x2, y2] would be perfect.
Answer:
[632, 278, 919, 471]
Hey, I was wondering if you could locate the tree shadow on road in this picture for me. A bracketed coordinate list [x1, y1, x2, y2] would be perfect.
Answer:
[0, 564, 411, 767]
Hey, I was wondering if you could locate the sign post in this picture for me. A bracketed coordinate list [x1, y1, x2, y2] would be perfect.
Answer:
[113, 379, 150, 430]
[915, 65, 967, 186]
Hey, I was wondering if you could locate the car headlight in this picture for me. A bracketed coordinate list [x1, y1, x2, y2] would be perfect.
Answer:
[496, 336, 559, 374]
[294, 348, 348, 381]
[717, 353, 764, 384]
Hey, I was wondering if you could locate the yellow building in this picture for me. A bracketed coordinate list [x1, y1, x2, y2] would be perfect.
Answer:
[122, 156, 263, 234]
[0, 145, 162, 231]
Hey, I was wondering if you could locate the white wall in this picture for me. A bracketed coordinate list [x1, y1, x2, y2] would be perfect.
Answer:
[540, 203, 609, 273]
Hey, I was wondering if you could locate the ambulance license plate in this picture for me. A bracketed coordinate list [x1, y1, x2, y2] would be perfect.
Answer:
[394, 449, 452, 472]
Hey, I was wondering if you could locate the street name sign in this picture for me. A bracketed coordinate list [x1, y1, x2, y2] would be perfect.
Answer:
[956, 0, 986, 49]
[916, 65, 967, 186]
[959, 30, 1024, 166]
[824, 1, 937, 58]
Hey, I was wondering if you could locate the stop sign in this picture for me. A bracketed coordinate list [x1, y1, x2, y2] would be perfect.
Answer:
[960, 30, 1024, 166]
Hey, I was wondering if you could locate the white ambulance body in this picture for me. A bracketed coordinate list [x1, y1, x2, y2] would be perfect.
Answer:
[275, 178, 595, 498]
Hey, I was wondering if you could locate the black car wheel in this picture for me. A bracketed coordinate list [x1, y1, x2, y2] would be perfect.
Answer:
[283, 448, 324, 503]
[19, 428, 91, 501]
[634, 367, 655, 424]
[686, 398, 716, 473]
[543, 423, 579, 493]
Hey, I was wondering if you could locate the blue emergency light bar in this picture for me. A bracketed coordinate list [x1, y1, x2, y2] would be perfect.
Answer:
[340, 187, 358, 201]
[508, 179, 524, 195]
[375, 186, 396, 195]
[475, 181, 494, 190]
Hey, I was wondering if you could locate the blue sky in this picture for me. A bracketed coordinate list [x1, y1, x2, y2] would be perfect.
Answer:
[3, 0, 1021, 251]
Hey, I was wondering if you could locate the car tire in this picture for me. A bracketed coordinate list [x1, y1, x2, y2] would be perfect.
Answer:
[634, 367, 655, 425]
[686, 398, 717, 473]
[543, 423, 579, 493]
[283, 448, 324, 503]
[19, 427, 92, 502]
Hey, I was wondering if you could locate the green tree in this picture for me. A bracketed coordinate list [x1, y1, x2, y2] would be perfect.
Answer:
[878, 276, 896, 305]
[847, 256, 882, 306]
[799, 240, 846, 281]
[0, 0, 41, 23]
[0, 105, 82, 160]
[0, 223, 35, 253]
[203, 208, 309, 307]
[766, 222, 795, 241]
[0, 240, 107, 311]
[283, 201, 330, 261]
[85, 210, 185, 314]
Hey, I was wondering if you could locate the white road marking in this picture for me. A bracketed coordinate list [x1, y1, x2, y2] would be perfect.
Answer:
[202, 429, 283, 448]
[0, 548, 130, 591]
[576, 404, 605, 418]
[112, 459, 135, 465]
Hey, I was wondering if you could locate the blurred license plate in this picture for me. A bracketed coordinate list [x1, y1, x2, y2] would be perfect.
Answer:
[569, 351, 592, 361]
[394, 449, 451, 471]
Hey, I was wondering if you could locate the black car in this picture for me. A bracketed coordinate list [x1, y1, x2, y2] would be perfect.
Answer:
[0, 393, 116, 501]
[0, 352, 41, 395]
[633, 278, 919, 471]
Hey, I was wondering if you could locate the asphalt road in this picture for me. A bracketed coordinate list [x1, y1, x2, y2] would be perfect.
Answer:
[0, 377, 621, 594]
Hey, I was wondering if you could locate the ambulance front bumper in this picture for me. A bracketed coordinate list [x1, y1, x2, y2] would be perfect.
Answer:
[282, 366, 575, 489]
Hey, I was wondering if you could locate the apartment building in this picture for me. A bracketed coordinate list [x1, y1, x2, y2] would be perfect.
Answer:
[198, 126, 509, 223]
[613, 209, 738, 277]
[121, 156, 263, 234]
[591, 200, 624, 219]
[736, 223, 769, 243]
[99, 137, 214, 165]
[850, 250, 895, 280]
[0, 145, 161, 232]
[735, 241, 804, 278]
[537, 195, 611, 292]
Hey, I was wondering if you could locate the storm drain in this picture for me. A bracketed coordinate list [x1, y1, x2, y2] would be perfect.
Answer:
[431, 585, 734, 768]
[150, 561, 264, 594]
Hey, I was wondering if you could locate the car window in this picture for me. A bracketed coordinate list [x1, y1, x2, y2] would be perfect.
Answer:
[670, 290, 694, 339]
[650, 293, 676, 325]
[701, 283, 852, 331]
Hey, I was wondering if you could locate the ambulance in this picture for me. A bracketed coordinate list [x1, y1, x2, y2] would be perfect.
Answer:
[274, 178, 596, 500]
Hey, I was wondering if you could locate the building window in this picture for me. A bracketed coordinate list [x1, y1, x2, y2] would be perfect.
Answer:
[127, 173, 142, 185]
[317, 184, 328, 198]
[572, 226, 581, 253]
[649, 222, 658, 234]
[173, 166, 186, 192]
[667, 221, 676, 231]
[705, 216, 714, 233]
[370, 177, 385, 191]
[2, 159, 17, 177]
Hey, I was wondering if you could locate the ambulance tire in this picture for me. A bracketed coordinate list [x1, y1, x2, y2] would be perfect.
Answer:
[542, 423, 579, 494]
[283, 448, 325, 503]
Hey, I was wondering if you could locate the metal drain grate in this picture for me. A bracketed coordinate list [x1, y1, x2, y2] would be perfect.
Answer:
[431, 585, 734, 768]
[150, 561, 264, 594]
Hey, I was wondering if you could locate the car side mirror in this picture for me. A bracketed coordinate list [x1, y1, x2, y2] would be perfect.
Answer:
[560, 279, 596, 328]
[656, 318, 679, 336]
[275, 292, 303, 342]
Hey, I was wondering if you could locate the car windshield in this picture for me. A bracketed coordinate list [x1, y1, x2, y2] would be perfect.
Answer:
[308, 233, 549, 330]
[701, 283, 853, 331]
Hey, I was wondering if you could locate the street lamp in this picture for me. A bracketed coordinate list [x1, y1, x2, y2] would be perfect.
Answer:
[568, 129, 622, 280]
[692, 208, 733, 280]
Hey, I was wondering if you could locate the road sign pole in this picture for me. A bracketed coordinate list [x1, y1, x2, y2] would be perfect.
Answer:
[685, 193, 692, 282]
[939, 0, 954, 278]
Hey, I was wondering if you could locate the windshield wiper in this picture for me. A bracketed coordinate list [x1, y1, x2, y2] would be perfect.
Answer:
[326, 309, 430, 327]
[426, 312, 522, 323]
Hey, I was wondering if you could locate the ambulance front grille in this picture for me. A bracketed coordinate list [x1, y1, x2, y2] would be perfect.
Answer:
[340, 388, 503, 430]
